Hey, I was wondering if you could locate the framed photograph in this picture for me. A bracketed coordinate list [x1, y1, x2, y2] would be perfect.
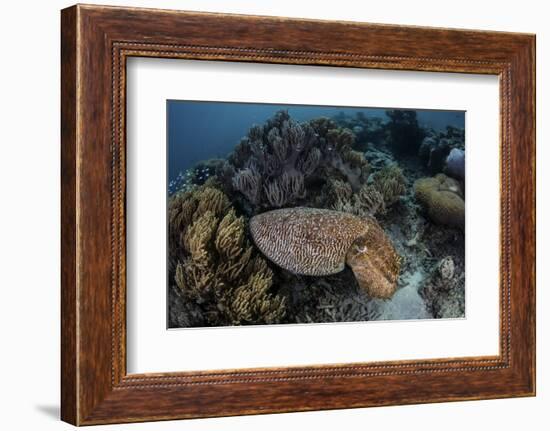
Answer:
[61, 4, 536, 425]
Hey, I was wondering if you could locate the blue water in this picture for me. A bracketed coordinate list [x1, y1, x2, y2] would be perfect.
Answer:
[167, 100, 464, 183]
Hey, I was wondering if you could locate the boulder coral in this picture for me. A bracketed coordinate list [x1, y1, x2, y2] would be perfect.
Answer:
[414, 173, 465, 229]
[168, 184, 286, 326]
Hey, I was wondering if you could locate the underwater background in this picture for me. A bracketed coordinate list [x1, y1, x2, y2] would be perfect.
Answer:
[167, 101, 465, 328]
[168, 101, 464, 186]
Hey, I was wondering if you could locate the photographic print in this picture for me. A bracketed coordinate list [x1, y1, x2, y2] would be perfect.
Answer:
[167, 101, 465, 328]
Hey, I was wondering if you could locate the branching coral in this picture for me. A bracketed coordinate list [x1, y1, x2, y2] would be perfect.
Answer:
[168, 184, 286, 326]
[371, 164, 407, 208]
[262, 179, 285, 208]
[298, 147, 322, 176]
[287, 273, 382, 324]
[228, 111, 369, 212]
[414, 173, 465, 229]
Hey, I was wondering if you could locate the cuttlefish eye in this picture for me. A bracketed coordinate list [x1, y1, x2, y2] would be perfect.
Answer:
[355, 245, 368, 254]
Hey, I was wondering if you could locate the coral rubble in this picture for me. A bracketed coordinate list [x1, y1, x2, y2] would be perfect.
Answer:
[420, 256, 465, 318]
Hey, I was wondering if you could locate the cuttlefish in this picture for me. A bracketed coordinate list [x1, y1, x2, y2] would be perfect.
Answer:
[250, 207, 400, 299]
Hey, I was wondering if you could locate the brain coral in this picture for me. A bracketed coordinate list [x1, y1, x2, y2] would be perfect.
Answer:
[250, 207, 400, 299]
[414, 173, 465, 229]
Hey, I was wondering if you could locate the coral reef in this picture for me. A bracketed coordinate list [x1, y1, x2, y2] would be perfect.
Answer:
[322, 164, 405, 218]
[321, 178, 353, 208]
[250, 207, 401, 299]
[330, 183, 386, 218]
[168, 184, 286, 326]
[167, 108, 466, 327]
[279, 270, 382, 324]
[418, 126, 465, 174]
[227, 111, 369, 213]
[414, 174, 465, 229]
[354, 184, 387, 216]
[385, 110, 426, 156]
[228, 111, 319, 210]
[333, 111, 387, 150]
[232, 168, 262, 205]
[168, 158, 235, 196]
[371, 164, 407, 208]
[420, 256, 465, 318]
[318, 124, 370, 191]
[364, 146, 395, 170]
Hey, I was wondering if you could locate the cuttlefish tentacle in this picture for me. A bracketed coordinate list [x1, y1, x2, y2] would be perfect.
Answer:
[250, 207, 400, 299]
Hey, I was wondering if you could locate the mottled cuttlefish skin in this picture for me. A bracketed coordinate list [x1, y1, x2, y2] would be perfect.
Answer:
[250, 207, 368, 276]
[250, 207, 400, 299]
[345, 219, 401, 299]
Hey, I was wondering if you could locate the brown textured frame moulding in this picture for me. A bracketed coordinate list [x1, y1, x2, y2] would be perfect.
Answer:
[61, 4, 536, 426]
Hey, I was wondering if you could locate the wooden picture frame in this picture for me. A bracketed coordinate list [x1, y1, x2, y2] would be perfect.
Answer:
[61, 4, 536, 425]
